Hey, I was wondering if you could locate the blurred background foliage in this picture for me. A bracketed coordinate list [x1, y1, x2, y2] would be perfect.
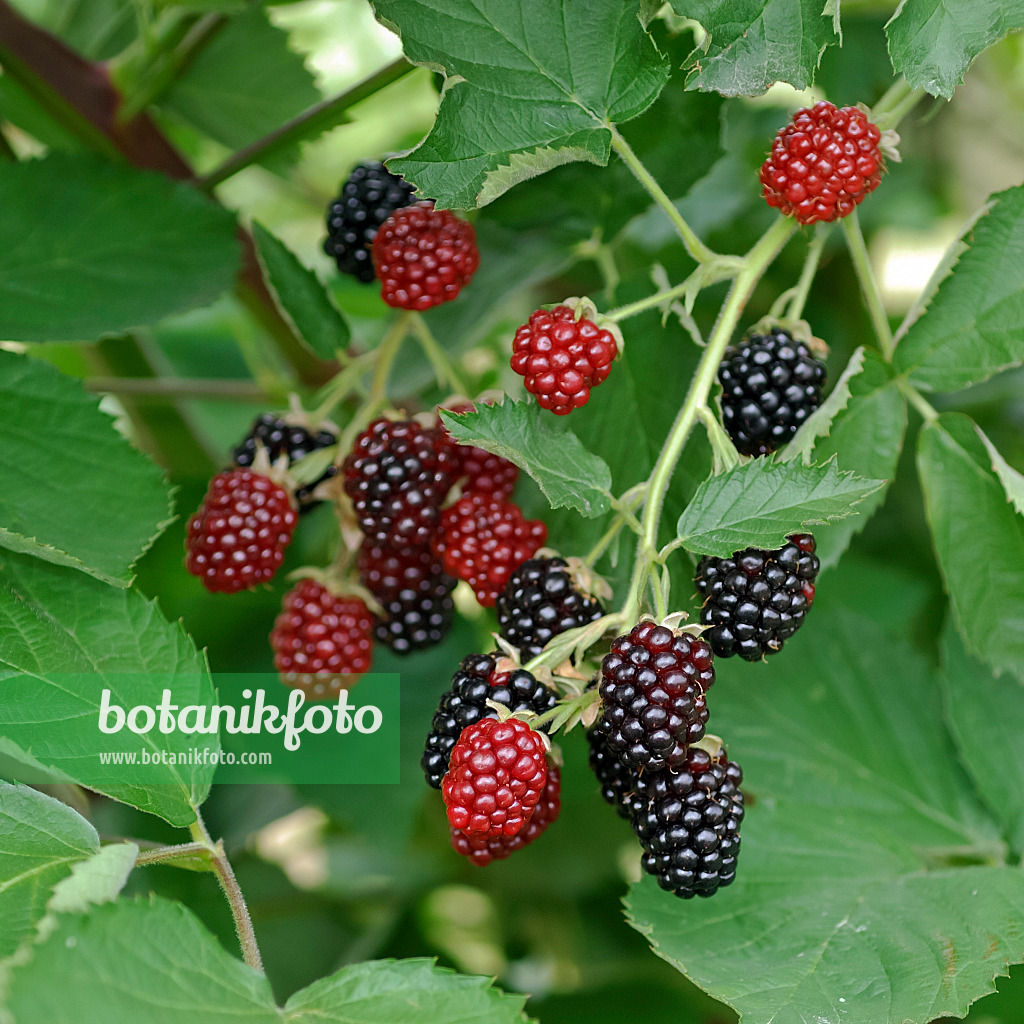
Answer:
[3, 1, 1024, 1020]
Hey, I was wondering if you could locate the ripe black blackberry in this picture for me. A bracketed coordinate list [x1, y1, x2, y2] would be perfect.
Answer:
[695, 533, 819, 661]
[323, 161, 416, 282]
[630, 746, 744, 899]
[496, 556, 606, 660]
[718, 326, 826, 456]
[598, 621, 714, 772]
[342, 418, 455, 546]
[587, 723, 640, 819]
[421, 653, 557, 789]
[232, 414, 338, 511]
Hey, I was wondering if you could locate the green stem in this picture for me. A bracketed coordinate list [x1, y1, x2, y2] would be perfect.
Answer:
[898, 378, 939, 423]
[609, 125, 717, 265]
[83, 376, 276, 402]
[369, 313, 411, 406]
[622, 217, 795, 623]
[871, 77, 926, 131]
[134, 841, 210, 868]
[197, 58, 414, 192]
[788, 224, 830, 320]
[607, 277, 695, 322]
[409, 313, 469, 396]
[842, 210, 894, 360]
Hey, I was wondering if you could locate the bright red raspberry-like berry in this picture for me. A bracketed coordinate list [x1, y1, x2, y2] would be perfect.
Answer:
[442, 717, 548, 837]
[342, 418, 455, 546]
[599, 621, 715, 772]
[436, 492, 548, 607]
[185, 469, 297, 594]
[436, 404, 518, 500]
[511, 305, 618, 414]
[760, 101, 884, 225]
[371, 201, 479, 310]
[270, 578, 373, 698]
[451, 762, 561, 866]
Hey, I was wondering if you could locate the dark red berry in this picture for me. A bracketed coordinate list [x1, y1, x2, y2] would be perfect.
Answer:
[760, 101, 884, 225]
[421, 653, 557, 789]
[185, 469, 297, 594]
[232, 413, 338, 511]
[269, 578, 373, 697]
[343, 418, 455, 546]
[451, 762, 561, 866]
[436, 404, 518, 500]
[496, 556, 606, 660]
[324, 161, 416, 283]
[598, 621, 714, 771]
[442, 716, 548, 837]
[371, 201, 479, 310]
[695, 533, 820, 661]
[629, 747, 744, 899]
[587, 723, 640, 820]
[510, 305, 618, 414]
[436, 493, 547, 607]
[718, 327, 827, 456]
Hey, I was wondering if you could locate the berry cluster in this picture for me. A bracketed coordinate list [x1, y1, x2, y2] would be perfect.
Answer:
[510, 305, 618, 414]
[718, 328, 827, 456]
[695, 534, 820, 661]
[761, 101, 884, 225]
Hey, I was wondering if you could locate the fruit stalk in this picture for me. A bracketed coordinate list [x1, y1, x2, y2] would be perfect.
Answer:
[842, 210, 895, 358]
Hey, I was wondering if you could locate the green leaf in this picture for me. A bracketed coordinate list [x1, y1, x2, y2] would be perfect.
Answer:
[918, 413, 1024, 682]
[0, 785, 98, 960]
[377, 0, 670, 208]
[43, 843, 137, 919]
[672, 0, 841, 96]
[894, 185, 1024, 392]
[2, 898, 529, 1024]
[14, 0, 136, 60]
[0, 550, 217, 826]
[942, 625, 1024, 854]
[252, 223, 350, 360]
[886, 0, 1024, 99]
[674, 457, 884, 557]
[804, 350, 907, 570]
[441, 402, 612, 518]
[626, 602, 1024, 1024]
[976, 423, 1024, 517]
[0, 352, 173, 587]
[162, 7, 321, 157]
[0, 155, 240, 342]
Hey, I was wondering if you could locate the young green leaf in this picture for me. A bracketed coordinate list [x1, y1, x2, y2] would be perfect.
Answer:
[670, 0, 841, 96]
[0, 352, 173, 587]
[918, 412, 1024, 682]
[2, 898, 530, 1024]
[0, 785, 98, 959]
[441, 401, 612, 518]
[894, 184, 1024, 392]
[0, 551, 217, 826]
[375, 0, 670, 208]
[626, 602, 1024, 1024]
[804, 350, 907, 570]
[887, 0, 1024, 99]
[252, 222, 350, 360]
[942, 625, 1024, 853]
[0, 155, 239, 342]
[674, 458, 884, 557]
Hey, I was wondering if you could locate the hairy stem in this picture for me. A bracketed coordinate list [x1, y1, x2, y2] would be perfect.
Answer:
[134, 841, 210, 868]
[607, 277, 696, 322]
[842, 211, 894, 359]
[190, 813, 263, 973]
[788, 224, 830, 320]
[609, 125, 717, 265]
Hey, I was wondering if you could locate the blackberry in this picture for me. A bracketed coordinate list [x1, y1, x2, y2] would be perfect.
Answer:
[496, 556, 606, 660]
[342, 418, 455, 546]
[598, 621, 714, 772]
[587, 723, 640, 819]
[629, 747, 744, 899]
[718, 327, 827, 456]
[421, 653, 557, 789]
[232, 413, 338, 511]
[695, 533, 820, 661]
[357, 541, 456, 655]
[323, 161, 416, 282]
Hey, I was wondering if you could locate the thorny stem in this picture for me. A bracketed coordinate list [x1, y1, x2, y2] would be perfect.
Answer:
[788, 225, 830, 320]
[609, 125, 718, 265]
[843, 210, 895, 359]
[190, 812, 263, 973]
